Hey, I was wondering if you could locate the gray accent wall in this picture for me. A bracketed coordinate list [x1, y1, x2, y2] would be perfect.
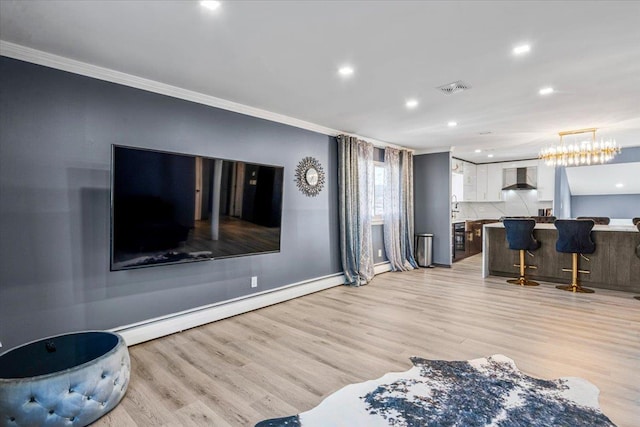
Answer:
[414, 152, 451, 266]
[372, 224, 387, 264]
[571, 195, 640, 218]
[0, 57, 341, 351]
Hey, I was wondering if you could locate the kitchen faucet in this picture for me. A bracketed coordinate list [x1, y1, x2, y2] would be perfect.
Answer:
[451, 194, 460, 219]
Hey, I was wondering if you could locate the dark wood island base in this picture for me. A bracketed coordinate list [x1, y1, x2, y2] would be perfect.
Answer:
[482, 223, 640, 293]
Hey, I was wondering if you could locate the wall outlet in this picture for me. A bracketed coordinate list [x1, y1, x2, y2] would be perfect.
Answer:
[251, 276, 258, 288]
[378, 249, 382, 257]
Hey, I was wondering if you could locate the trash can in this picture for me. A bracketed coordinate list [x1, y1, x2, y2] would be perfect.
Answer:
[415, 233, 434, 268]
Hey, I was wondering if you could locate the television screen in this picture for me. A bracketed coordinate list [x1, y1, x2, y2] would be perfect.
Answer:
[111, 145, 283, 270]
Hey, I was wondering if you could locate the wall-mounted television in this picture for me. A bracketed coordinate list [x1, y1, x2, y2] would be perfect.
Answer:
[111, 145, 284, 271]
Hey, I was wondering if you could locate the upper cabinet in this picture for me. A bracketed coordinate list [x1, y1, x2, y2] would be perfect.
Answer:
[451, 158, 464, 202]
[476, 164, 488, 201]
[485, 163, 504, 201]
[475, 163, 504, 202]
[452, 169, 464, 203]
[454, 159, 555, 203]
[457, 160, 501, 202]
[463, 162, 477, 201]
[537, 160, 555, 201]
[452, 158, 477, 201]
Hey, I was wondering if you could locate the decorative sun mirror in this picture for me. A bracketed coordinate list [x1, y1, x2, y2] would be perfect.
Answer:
[295, 156, 325, 197]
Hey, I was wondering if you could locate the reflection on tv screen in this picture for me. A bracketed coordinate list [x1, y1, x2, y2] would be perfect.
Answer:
[111, 146, 283, 270]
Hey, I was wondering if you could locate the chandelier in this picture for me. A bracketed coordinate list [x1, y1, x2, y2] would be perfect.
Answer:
[539, 128, 620, 167]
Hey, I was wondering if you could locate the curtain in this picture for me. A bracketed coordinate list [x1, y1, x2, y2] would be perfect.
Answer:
[383, 147, 418, 271]
[338, 135, 375, 286]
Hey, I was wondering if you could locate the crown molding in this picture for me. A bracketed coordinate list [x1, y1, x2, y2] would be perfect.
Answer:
[414, 146, 453, 156]
[0, 41, 335, 135]
[1, 40, 410, 150]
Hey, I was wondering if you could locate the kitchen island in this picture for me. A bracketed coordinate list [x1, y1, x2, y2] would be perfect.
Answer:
[482, 222, 640, 293]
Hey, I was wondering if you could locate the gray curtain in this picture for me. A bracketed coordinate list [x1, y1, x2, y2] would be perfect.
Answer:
[338, 135, 375, 286]
[383, 147, 417, 271]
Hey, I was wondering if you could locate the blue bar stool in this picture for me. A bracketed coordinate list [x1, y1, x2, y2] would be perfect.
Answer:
[554, 219, 596, 293]
[503, 218, 540, 286]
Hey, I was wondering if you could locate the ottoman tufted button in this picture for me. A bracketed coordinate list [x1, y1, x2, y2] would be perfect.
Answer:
[49, 409, 55, 415]
[9, 417, 16, 422]
[29, 396, 36, 402]
[70, 416, 75, 421]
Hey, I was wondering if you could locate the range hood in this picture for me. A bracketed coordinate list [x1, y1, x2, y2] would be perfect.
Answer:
[502, 167, 537, 190]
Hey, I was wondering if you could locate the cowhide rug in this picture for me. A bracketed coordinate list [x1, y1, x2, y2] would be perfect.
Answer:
[255, 354, 615, 427]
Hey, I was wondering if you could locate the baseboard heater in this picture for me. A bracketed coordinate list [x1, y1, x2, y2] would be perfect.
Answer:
[112, 262, 392, 346]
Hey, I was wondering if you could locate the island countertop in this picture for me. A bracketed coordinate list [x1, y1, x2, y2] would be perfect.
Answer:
[482, 222, 640, 293]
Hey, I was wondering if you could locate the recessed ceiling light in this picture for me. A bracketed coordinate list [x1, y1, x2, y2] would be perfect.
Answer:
[448, 121, 457, 127]
[338, 66, 354, 77]
[200, 1, 221, 11]
[475, 149, 482, 153]
[615, 183, 624, 188]
[405, 99, 419, 109]
[539, 87, 554, 95]
[513, 44, 531, 55]
[487, 154, 494, 158]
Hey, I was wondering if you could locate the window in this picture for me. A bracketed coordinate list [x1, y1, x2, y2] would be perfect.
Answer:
[373, 162, 385, 223]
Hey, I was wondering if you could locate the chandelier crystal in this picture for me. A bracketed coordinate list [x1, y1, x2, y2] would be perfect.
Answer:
[539, 128, 620, 167]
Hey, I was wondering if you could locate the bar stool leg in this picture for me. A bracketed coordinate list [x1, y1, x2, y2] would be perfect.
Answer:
[507, 249, 539, 286]
[556, 253, 594, 293]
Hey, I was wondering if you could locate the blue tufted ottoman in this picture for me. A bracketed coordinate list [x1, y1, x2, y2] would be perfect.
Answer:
[0, 331, 130, 427]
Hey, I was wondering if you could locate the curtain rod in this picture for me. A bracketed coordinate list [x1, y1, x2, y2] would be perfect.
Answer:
[337, 133, 415, 153]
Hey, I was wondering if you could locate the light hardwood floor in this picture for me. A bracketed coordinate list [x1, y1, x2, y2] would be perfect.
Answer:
[98, 255, 640, 426]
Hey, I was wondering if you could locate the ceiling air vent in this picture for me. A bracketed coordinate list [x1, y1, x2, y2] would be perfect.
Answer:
[436, 80, 471, 95]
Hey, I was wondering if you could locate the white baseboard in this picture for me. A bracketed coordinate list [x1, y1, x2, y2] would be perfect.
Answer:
[374, 262, 393, 274]
[112, 274, 343, 346]
[112, 262, 391, 346]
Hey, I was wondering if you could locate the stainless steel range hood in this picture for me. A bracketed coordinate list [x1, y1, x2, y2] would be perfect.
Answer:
[502, 167, 537, 190]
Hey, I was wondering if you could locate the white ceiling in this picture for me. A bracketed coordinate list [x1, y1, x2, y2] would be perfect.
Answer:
[1, 1, 640, 163]
[565, 162, 640, 196]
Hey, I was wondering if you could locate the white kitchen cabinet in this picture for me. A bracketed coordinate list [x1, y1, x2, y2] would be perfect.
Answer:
[452, 158, 476, 201]
[486, 163, 504, 201]
[451, 158, 464, 202]
[476, 164, 488, 201]
[451, 158, 465, 175]
[537, 160, 555, 201]
[463, 161, 477, 201]
[452, 171, 464, 203]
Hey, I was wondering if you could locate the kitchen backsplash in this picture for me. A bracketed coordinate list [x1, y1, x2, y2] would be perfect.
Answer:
[455, 190, 553, 219]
